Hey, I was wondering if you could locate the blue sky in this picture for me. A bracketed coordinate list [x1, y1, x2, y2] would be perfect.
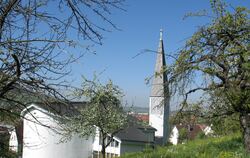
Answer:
[68, 0, 250, 109]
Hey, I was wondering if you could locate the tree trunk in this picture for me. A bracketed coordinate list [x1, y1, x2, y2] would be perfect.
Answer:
[101, 138, 106, 158]
[240, 113, 250, 153]
[15, 121, 23, 158]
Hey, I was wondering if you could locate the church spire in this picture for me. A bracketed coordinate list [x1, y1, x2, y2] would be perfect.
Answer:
[151, 29, 166, 97]
[149, 30, 170, 146]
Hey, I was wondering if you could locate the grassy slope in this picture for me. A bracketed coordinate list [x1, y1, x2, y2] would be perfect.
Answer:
[121, 134, 250, 158]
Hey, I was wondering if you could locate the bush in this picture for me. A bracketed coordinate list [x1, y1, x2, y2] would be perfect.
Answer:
[196, 132, 207, 139]
[178, 128, 188, 143]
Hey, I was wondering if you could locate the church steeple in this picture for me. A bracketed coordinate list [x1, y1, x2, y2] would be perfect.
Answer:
[151, 29, 166, 97]
[149, 30, 170, 145]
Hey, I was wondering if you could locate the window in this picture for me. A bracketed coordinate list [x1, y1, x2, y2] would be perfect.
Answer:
[114, 140, 119, 147]
[110, 139, 114, 147]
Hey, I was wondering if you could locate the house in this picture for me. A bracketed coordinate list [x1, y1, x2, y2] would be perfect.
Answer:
[21, 102, 94, 158]
[169, 124, 213, 145]
[18, 102, 156, 158]
[92, 125, 156, 157]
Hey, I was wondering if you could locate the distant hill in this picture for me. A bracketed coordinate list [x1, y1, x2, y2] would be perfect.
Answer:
[124, 106, 179, 115]
[124, 106, 149, 114]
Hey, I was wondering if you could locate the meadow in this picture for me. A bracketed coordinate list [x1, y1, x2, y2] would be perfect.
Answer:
[121, 134, 249, 158]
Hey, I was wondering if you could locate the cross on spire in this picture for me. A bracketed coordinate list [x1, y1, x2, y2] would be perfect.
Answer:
[160, 29, 163, 40]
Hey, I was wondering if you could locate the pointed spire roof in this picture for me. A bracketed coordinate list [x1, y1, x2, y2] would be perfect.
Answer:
[151, 30, 167, 97]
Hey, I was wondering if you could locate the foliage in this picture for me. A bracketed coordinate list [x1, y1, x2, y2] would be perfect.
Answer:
[0, 150, 17, 158]
[61, 79, 128, 158]
[211, 113, 241, 136]
[178, 128, 188, 143]
[173, 2, 250, 114]
[170, 0, 250, 151]
[170, 103, 205, 125]
[0, 132, 17, 158]
[196, 132, 207, 140]
[121, 133, 249, 158]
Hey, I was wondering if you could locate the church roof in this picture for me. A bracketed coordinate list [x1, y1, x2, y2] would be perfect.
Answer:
[150, 30, 167, 97]
[21, 101, 87, 117]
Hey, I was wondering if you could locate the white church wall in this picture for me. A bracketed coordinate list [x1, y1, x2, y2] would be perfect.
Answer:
[149, 97, 164, 137]
[149, 114, 163, 137]
[22, 105, 94, 158]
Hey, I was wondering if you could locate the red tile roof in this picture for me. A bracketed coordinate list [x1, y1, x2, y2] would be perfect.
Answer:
[132, 114, 149, 123]
[176, 124, 207, 140]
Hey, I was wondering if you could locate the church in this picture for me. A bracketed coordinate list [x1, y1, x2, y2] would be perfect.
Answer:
[149, 30, 170, 146]
[6, 31, 170, 158]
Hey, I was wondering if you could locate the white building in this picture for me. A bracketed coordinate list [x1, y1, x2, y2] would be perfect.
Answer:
[2, 31, 173, 157]
[149, 30, 170, 145]
[21, 102, 94, 158]
[17, 102, 156, 158]
[169, 124, 213, 145]
[93, 125, 155, 157]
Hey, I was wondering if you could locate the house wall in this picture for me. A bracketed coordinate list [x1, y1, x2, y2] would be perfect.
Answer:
[142, 129, 155, 143]
[203, 126, 213, 135]
[92, 128, 121, 156]
[120, 141, 148, 155]
[169, 126, 178, 145]
[22, 107, 94, 158]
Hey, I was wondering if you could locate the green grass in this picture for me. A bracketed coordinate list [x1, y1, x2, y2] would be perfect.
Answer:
[121, 134, 250, 158]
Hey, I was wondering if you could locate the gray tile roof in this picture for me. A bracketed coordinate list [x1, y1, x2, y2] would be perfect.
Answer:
[116, 126, 148, 142]
[115, 116, 156, 143]
[150, 37, 167, 97]
[23, 101, 86, 117]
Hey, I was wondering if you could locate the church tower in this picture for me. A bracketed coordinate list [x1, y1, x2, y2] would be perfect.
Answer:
[149, 30, 170, 145]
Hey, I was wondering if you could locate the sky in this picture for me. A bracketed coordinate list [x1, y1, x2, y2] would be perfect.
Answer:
[68, 0, 250, 109]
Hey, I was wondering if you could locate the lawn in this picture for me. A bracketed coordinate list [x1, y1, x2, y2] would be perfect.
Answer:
[121, 134, 250, 158]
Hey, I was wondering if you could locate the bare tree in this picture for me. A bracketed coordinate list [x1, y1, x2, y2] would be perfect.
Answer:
[0, 0, 125, 156]
[0, 0, 125, 120]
